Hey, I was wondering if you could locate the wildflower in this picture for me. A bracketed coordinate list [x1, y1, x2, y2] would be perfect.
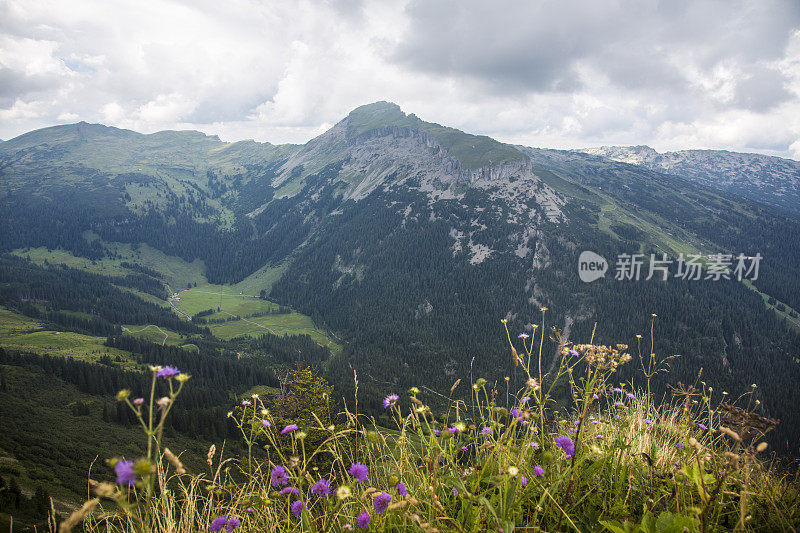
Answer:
[241, 399, 251, 406]
[626, 393, 636, 400]
[349, 462, 369, 483]
[592, 393, 599, 399]
[278, 486, 298, 496]
[454, 421, 467, 432]
[614, 414, 620, 419]
[383, 394, 399, 409]
[508, 466, 519, 477]
[520, 475, 528, 487]
[644, 419, 653, 425]
[595, 434, 603, 440]
[568, 427, 577, 434]
[209, 516, 228, 533]
[311, 478, 331, 497]
[676, 442, 684, 448]
[373, 492, 391, 513]
[114, 459, 136, 485]
[133, 398, 144, 406]
[698, 423, 708, 430]
[481, 427, 493, 435]
[433, 429, 440, 436]
[675, 461, 681, 467]
[291, 500, 304, 518]
[281, 424, 298, 434]
[226, 517, 240, 533]
[521, 396, 531, 404]
[452, 488, 459, 496]
[270, 465, 288, 487]
[613, 387, 622, 393]
[530, 441, 540, 450]
[336, 485, 352, 500]
[448, 427, 458, 434]
[409, 386, 420, 394]
[518, 333, 529, 339]
[460, 446, 468, 452]
[554, 436, 576, 458]
[615, 401, 623, 407]
[261, 419, 271, 428]
[157, 396, 171, 408]
[356, 512, 371, 529]
[397, 482, 408, 496]
[569, 349, 579, 357]
[590, 420, 599, 425]
[533, 465, 544, 477]
[157, 366, 180, 379]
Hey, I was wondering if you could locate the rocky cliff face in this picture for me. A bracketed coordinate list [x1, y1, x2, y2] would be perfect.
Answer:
[267, 107, 565, 222]
[578, 145, 800, 214]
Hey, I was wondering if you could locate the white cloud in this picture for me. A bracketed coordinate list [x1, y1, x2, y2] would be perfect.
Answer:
[0, 0, 798, 159]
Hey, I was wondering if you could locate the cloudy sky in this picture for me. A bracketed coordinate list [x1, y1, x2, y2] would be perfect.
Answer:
[2, 0, 800, 158]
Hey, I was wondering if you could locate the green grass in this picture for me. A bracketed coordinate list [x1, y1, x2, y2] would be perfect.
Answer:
[170, 285, 341, 353]
[742, 280, 800, 331]
[233, 261, 292, 296]
[0, 307, 136, 367]
[12, 243, 207, 290]
[120, 325, 197, 347]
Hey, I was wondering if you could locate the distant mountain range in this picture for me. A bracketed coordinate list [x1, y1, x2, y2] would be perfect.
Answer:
[2, 102, 800, 453]
[577, 145, 800, 215]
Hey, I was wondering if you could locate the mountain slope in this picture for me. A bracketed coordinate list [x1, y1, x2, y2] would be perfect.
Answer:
[577, 145, 800, 215]
[2, 104, 800, 453]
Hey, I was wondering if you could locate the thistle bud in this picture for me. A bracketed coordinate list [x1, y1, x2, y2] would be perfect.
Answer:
[116, 389, 130, 401]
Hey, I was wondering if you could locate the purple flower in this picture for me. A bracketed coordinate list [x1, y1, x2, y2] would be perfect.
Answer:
[460, 446, 468, 452]
[349, 462, 369, 483]
[452, 488, 459, 496]
[698, 423, 708, 430]
[225, 517, 240, 533]
[510, 408, 520, 418]
[595, 434, 604, 440]
[676, 442, 684, 449]
[481, 427, 493, 435]
[614, 401, 623, 407]
[157, 366, 180, 379]
[261, 419, 271, 428]
[114, 459, 136, 485]
[241, 400, 251, 406]
[448, 427, 458, 434]
[554, 436, 576, 458]
[530, 441, 540, 450]
[356, 512, 371, 529]
[518, 333, 529, 339]
[644, 419, 653, 425]
[270, 465, 288, 487]
[592, 394, 599, 399]
[397, 482, 408, 496]
[281, 424, 298, 434]
[675, 461, 682, 467]
[521, 396, 531, 404]
[569, 349, 579, 357]
[291, 500, 304, 517]
[311, 478, 331, 497]
[278, 487, 299, 496]
[373, 492, 391, 513]
[613, 387, 622, 393]
[590, 420, 599, 425]
[626, 393, 636, 400]
[383, 394, 399, 409]
[209, 516, 228, 533]
[520, 475, 528, 487]
[433, 429, 440, 436]
[533, 465, 544, 477]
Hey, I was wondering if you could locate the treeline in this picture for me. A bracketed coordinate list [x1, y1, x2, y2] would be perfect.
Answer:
[0, 256, 206, 336]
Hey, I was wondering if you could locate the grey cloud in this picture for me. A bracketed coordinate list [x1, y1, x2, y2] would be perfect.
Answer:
[391, 0, 800, 101]
[733, 65, 792, 112]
